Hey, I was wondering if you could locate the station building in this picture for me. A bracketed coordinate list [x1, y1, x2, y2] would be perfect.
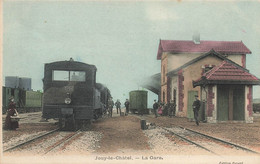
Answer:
[157, 36, 260, 123]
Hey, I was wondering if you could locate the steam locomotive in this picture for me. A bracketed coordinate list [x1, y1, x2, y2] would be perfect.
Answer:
[42, 59, 111, 130]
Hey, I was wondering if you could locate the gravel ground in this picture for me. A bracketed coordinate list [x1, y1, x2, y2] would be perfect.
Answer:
[141, 112, 260, 152]
[2, 111, 260, 164]
[92, 114, 150, 155]
[51, 131, 103, 155]
[3, 131, 46, 151]
[165, 127, 253, 156]
[2, 112, 57, 144]
[143, 127, 209, 155]
[6, 132, 65, 156]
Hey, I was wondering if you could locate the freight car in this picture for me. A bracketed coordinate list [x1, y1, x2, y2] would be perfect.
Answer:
[42, 59, 111, 130]
[2, 87, 43, 114]
[129, 90, 149, 114]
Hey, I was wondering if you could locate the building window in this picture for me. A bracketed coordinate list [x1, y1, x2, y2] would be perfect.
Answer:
[204, 65, 215, 73]
[204, 67, 213, 73]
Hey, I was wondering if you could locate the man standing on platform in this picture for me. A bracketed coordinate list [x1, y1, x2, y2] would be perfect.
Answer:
[192, 95, 201, 126]
[124, 99, 130, 115]
[108, 97, 114, 117]
[153, 100, 159, 118]
[115, 99, 121, 115]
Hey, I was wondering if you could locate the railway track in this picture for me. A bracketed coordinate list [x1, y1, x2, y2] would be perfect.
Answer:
[134, 114, 259, 155]
[159, 126, 218, 155]
[3, 128, 60, 152]
[44, 130, 81, 155]
[159, 126, 259, 155]
[177, 125, 260, 155]
[4, 128, 82, 155]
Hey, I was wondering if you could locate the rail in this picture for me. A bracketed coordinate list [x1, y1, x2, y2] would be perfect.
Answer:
[159, 126, 218, 155]
[4, 128, 60, 152]
[177, 125, 260, 155]
[44, 130, 81, 155]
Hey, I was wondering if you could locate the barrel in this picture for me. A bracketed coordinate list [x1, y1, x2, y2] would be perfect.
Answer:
[140, 119, 147, 130]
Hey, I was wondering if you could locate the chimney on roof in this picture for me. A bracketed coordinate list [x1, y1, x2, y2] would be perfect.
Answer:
[192, 32, 200, 44]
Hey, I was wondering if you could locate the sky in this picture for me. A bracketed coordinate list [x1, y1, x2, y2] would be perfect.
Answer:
[2, 0, 260, 107]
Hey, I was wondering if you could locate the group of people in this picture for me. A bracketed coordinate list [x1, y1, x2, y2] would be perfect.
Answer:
[107, 97, 130, 117]
[153, 95, 201, 126]
[3, 95, 200, 129]
[152, 100, 176, 118]
[4, 97, 19, 130]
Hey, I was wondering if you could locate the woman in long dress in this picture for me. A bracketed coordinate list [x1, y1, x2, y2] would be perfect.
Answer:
[4, 98, 19, 130]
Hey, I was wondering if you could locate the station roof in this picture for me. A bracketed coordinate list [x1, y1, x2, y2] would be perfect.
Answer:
[167, 49, 245, 77]
[193, 61, 260, 87]
[157, 40, 251, 60]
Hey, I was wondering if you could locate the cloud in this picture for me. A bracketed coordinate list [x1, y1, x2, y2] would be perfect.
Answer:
[145, 4, 180, 21]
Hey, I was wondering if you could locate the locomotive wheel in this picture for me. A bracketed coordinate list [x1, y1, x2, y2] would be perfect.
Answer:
[64, 114, 77, 131]
[58, 118, 65, 130]
[81, 119, 91, 131]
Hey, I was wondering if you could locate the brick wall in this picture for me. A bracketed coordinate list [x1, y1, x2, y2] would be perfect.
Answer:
[247, 85, 253, 117]
[161, 53, 168, 103]
[178, 70, 184, 111]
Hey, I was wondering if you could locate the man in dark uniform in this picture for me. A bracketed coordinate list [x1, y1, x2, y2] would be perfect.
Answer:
[115, 99, 121, 115]
[153, 100, 159, 118]
[192, 95, 201, 126]
[124, 99, 130, 115]
[108, 97, 114, 117]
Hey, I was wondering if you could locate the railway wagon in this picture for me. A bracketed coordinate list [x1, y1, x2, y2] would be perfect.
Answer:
[2, 87, 19, 113]
[129, 90, 149, 114]
[2, 86, 42, 114]
[19, 90, 43, 112]
[42, 59, 110, 130]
